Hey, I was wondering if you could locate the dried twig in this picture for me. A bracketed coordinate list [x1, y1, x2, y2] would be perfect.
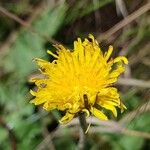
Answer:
[0, 2, 60, 54]
[39, 116, 150, 149]
[117, 78, 150, 88]
[0, 5, 59, 44]
[57, 117, 150, 139]
[129, 43, 150, 65]
[91, 127, 150, 139]
[36, 134, 55, 150]
[121, 128, 150, 139]
[120, 101, 150, 125]
[0, 2, 42, 54]
[97, 2, 150, 41]
[0, 6, 30, 27]
[115, 0, 128, 18]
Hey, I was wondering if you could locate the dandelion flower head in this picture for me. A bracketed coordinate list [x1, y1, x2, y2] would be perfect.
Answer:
[30, 35, 128, 124]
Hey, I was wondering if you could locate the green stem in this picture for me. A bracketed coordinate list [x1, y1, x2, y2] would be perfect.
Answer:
[78, 112, 88, 133]
[78, 112, 88, 150]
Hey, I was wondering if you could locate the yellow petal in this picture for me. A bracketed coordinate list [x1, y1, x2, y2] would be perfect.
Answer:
[120, 102, 127, 113]
[47, 50, 58, 58]
[31, 97, 46, 105]
[90, 107, 108, 120]
[100, 104, 117, 117]
[105, 45, 113, 61]
[114, 56, 128, 64]
[43, 102, 56, 110]
[88, 34, 98, 45]
[59, 112, 74, 124]
[64, 103, 72, 109]
[30, 89, 36, 96]
[33, 58, 49, 66]
[82, 109, 90, 118]
[30, 35, 128, 123]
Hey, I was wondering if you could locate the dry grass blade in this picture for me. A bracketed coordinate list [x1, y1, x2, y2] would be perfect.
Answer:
[129, 43, 150, 66]
[91, 127, 150, 139]
[117, 78, 150, 88]
[36, 134, 55, 150]
[0, 6, 30, 27]
[115, 0, 128, 18]
[120, 100, 150, 125]
[57, 117, 150, 139]
[0, 2, 61, 54]
[97, 2, 150, 41]
[121, 128, 150, 139]
[0, 2, 43, 54]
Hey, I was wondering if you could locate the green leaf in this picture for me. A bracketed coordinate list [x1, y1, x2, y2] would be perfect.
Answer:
[1, 3, 68, 79]
[65, 0, 112, 24]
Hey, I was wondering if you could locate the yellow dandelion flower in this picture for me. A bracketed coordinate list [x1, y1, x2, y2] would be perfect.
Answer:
[30, 34, 128, 124]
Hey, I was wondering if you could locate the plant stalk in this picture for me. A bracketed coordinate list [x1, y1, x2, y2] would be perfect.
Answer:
[78, 112, 88, 150]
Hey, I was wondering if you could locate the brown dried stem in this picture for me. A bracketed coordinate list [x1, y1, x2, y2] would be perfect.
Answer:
[0, 2, 61, 54]
[117, 78, 150, 88]
[97, 2, 150, 41]
[58, 117, 150, 139]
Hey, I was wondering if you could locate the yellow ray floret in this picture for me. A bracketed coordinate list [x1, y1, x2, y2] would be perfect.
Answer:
[30, 34, 128, 124]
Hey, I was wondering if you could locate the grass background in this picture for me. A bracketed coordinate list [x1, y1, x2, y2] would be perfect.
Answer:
[0, 0, 150, 150]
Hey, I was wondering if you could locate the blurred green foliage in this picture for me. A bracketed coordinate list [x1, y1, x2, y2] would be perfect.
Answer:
[0, 0, 149, 150]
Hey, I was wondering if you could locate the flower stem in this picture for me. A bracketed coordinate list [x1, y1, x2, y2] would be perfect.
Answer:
[78, 112, 88, 133]
[78, 112, 88, 150]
